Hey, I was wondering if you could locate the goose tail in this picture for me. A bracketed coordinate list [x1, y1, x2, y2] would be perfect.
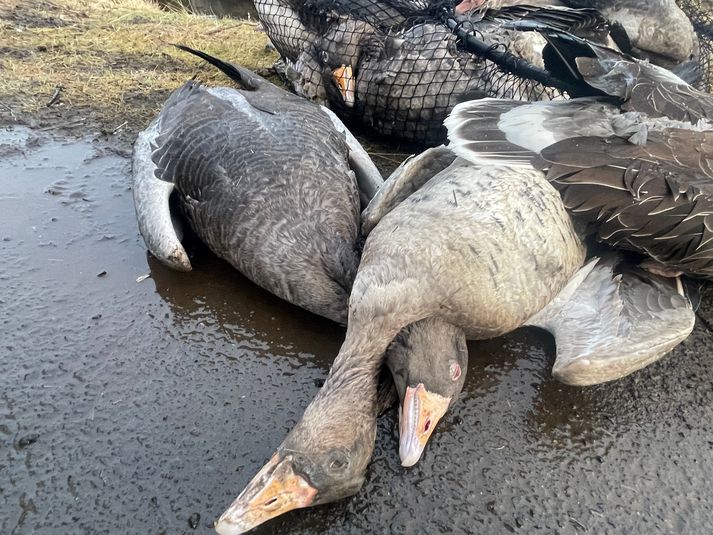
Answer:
[173, 44, 263, 91]
[445, 98, 534, 167]
[445, 97, 638, 167]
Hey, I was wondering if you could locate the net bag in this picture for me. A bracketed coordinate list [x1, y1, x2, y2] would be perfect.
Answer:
[254, 0, 566, 144]
[677, 0, 713, 91]
[253, 0, 711, 144]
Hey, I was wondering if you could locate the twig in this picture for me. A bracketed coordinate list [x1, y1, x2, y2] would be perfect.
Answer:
[38, 118, 85, 131]
[111, 121, 128, 135]
[46, 85, 64, 107]
[0, 102, 16, 119]
[569, 517, 588, 532]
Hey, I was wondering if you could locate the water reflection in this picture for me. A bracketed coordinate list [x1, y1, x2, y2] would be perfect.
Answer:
[147, 240, 345, 369]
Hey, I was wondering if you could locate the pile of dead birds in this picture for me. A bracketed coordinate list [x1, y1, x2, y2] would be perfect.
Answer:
[131, 1, 713, 533]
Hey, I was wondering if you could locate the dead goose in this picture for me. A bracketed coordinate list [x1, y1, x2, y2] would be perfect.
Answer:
[132, 52, 382, 323]
[360, 140, 697, 466]
[214, 143, 590, 533]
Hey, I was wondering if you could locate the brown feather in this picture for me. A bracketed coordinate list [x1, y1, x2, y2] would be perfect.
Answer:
[538, 134, 713, 278]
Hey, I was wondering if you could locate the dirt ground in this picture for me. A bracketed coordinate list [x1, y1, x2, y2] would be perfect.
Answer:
[0, 0, 277, 147]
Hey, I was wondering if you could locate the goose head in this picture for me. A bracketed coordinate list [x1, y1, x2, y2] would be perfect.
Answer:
[386, 318, 468, 467]
[213, 304, 410, 535]
[214, 384, 378, 535]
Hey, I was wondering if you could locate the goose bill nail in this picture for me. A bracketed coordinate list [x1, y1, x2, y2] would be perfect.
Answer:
[399, 383, 451, 468]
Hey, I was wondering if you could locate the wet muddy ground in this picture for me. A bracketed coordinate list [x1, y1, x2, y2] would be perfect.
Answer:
[2, 124, 713, 535]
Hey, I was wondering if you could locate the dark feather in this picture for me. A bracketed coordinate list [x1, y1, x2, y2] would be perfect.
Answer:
[538, 134, 713, 278]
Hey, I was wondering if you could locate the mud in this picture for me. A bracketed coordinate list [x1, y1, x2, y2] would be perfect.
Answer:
[2, 124, 713, 534]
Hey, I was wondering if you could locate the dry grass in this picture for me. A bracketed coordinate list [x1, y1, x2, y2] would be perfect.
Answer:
[0, 0, 278, 131]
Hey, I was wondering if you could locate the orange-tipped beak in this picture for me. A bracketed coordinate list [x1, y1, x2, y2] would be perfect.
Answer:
[332, 65, 355, 108]
[214, 453, 317, 535]
[455, 0, 487, 15]
[398, 383, 451, 467]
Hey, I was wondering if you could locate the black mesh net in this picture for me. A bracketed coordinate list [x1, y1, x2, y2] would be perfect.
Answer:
[677, 0, 713, 91]
[255, 0, 565, 144]
[254, 0, 713, 144]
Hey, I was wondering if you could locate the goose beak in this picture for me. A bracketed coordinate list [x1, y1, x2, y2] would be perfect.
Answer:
[215, 453, 317, 535]
[332, 65, 356, 108]
[398, 383, 451, 467]
[455, 0, 487, 15]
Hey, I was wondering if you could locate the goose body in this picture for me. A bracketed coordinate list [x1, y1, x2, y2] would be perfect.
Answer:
[458, 0, 700, 68]
[132, 60, 382, 323]
[563, 0, 699, 66]
[367, 140, 697, 465]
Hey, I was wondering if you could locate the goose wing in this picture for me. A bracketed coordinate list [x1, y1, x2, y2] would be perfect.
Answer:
[361, 146, 456, 235]
[132, 116, 191, 272]
[484, 5, 610, 38]
[133, 80, 254, 273]
[318, 106, 384, 205]
[527, 255, 695, 386]
[445, 97, 713, 278]
[538, 132, 713, 278]
[503, 21, 712, 119]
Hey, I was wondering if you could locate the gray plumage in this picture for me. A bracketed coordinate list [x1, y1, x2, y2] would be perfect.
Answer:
[562, 0, 699, 66]
[447, 97, 713, 277]
[527, 254, 695, 385]
[132, 71, 382, 324]
[474, 0, 700, 67]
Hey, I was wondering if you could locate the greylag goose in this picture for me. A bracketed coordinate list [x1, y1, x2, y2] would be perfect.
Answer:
[361, 139, 697, 466]
[445, 25, 713, 277]
[132, 50, 382, 322]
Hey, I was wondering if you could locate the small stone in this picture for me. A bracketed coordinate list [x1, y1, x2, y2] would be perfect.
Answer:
[188, 512, 200, 529]
[17, 434, 39, 449]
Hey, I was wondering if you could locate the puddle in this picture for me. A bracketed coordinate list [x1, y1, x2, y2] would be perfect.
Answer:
[1, 125, 713, 534]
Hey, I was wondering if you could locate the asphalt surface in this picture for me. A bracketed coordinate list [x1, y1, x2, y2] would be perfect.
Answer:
[2, 126, 713, 534]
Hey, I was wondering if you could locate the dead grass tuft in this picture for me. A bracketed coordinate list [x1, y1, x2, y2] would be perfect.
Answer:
[0, 0, 278, 132]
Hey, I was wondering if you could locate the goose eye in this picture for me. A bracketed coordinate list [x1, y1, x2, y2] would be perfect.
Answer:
[328, 452, 349, 472]
[450, 362, 461, 381]
[330, 459, 345, 470]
